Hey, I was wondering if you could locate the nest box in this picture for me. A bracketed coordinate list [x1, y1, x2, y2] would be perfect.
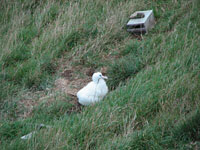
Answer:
[126, 10, 155, 34]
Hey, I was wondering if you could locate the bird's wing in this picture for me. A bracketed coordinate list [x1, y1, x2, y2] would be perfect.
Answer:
[77, 82, 100, 105]
[79, 82, 97, 95]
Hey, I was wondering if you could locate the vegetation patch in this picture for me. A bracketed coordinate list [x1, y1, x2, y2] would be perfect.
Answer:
[0, 0, 200, 149]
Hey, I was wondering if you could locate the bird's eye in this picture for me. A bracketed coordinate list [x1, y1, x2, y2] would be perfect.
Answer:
[99, 75, 102, 77]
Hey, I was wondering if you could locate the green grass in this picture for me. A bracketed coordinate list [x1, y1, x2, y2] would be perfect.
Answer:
[0, 0, 200, 149]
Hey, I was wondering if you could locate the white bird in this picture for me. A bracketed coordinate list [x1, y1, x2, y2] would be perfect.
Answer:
[77, 72, 108, 106]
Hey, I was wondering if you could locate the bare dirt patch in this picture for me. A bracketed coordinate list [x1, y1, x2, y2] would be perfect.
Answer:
[17, 99, 36, 118]
[17, 61, 104, 118]
[17, 92, 46, 118]
[55, 67, 91, 96]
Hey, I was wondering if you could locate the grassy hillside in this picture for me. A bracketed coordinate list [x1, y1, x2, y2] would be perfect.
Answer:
[0, 0, 200, 149]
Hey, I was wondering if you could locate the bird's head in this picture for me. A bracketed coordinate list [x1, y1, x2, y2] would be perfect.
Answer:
[92, 72, 108, 83]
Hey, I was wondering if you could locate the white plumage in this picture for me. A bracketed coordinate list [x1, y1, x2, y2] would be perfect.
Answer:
[77, 72, 108, 106]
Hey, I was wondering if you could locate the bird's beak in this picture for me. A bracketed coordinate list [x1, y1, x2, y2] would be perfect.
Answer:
[102, 75, 108, 80]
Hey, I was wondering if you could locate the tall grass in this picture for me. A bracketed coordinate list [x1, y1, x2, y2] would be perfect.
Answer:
[0, 0, 200, 149]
